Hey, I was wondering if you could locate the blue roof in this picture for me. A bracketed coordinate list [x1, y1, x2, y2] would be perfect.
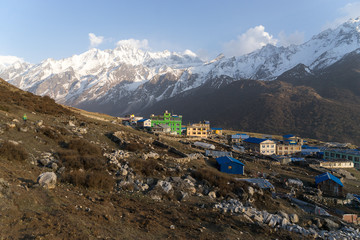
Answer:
[216, 156, 244, 166]
[211, 128, 222, 130]
[244, 137, 268, 144]
[283, 134, 295, 138]
[315, 172, 343, 187]
[302, 145, 320, 150]
[137, 118, 149, 123]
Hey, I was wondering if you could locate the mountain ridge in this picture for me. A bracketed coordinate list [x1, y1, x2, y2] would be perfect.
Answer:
[1, 18, 360, 116]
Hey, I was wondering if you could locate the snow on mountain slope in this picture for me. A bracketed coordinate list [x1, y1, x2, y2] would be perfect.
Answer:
[1, 17, 360, 115]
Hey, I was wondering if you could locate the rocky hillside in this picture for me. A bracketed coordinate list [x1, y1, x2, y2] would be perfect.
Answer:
[1, 78, 360, 239]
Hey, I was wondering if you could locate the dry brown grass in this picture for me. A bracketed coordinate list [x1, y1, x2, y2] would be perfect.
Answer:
[0, 141, 28, 161]
[192, 168, 246, 197]
[129, 158, 163, 177]
[62, 169, 114, 191]
[58, 138, 114, 190]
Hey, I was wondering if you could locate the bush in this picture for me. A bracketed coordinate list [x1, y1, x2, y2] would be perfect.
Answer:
[125, 142, 143, 152]
[0, 141, 28, 161]
[62, 170, 114, 191]
[85, 170, 114, 191]
[129, 158, 162, 177]
[40, 126, 64, 141]
[58, 138, 113, 191]
[67, 139, 102, 156]
[58, 150, 106, 171]
[192, 168, 245, 197]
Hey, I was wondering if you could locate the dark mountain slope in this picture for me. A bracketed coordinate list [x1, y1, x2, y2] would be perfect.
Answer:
[140, 52, 360, 145]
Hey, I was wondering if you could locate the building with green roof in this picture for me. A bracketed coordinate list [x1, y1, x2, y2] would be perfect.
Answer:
[150, 110, 182, 135]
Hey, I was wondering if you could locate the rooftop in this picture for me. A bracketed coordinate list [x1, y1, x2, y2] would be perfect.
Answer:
[216, 156, 244, 166]
[315, 172, 343, 187]
[244, 137, 270, 144]
[324, 149, 360, 155]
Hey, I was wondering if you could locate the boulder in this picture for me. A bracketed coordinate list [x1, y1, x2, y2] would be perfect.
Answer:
[37, 172, 57, 189]
[248, 186, 254, 196]
[278, 211, 289, 220]
[156, 180, 172, 193]
[290, 213, 299, 223]
[49, 162, 58, 171]
[208, 191, 217, 199]
[121, 169, 128, 176]
[324, 218, 339, 230]
[38, 158, 51, 167]
[36, 120, 44, 127]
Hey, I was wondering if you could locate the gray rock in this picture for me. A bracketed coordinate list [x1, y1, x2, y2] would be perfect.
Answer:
[49, 162, 58, 171]
[121, 169, 128, 176]
[290, 213, 299, 223]
[324, 218, 339, 229]
[156, 180, 172, 193]
[278, 211, 289, 220]
[281, 217, 290, 227]
[248, 186, 254, 196]
[36, 120, 43, 127]
[208, 191, 216, 199]
[37, 172, 57, 189]
[38, 158, 50, 166]
[253, 214, 263, 222]
[57, 167, 66, 175]
[20, 127, 28, 132]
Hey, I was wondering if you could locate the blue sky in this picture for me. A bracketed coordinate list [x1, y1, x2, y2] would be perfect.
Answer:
[1, 0, 360, 63]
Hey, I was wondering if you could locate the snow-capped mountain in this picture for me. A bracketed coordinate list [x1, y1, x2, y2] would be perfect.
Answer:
[1, 17, 360, 116]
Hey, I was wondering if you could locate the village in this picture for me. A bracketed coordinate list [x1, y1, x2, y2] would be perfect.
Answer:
[120, 110, 360, 230]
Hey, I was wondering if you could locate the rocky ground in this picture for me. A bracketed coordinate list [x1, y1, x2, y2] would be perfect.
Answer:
[0, 79, 360, 239]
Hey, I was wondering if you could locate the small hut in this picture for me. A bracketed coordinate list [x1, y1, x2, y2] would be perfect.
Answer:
[315, 172, 344, 197]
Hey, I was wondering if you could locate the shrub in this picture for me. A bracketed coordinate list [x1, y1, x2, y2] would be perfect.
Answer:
[0, 141, 28, 161]
[125, 142, 143, 152]
[67, 139, 102, 156]
[85, 170, 114, 191]
[58, 150, 105, 171]
[62, 170, 114, 191]
[40, 126, 64, 141]
[129, 158, 162, 177]
[192, 168, 245, 197]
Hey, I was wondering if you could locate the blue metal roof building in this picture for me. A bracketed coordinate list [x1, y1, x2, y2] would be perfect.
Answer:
[315, 172, 344, 197]
[244, 137, 268, 144]
[216, 156, 244, 174]
[283, 134, 295, 139]
[315, 172, 343, 187]
[136, 118, 149, 123]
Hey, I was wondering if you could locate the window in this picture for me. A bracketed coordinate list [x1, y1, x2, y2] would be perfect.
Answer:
[279, 147, 282, 150]
[355, 157, 359, 162]
[331, 153, 335, 157]
[325, 152, 329, 156]
[228, 166, 232, 170]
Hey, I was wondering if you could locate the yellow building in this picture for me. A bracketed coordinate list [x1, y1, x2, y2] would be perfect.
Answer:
[186, 121, 210, 138]
[320, 160, 354, 169]
[277, 144, 302, 155]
